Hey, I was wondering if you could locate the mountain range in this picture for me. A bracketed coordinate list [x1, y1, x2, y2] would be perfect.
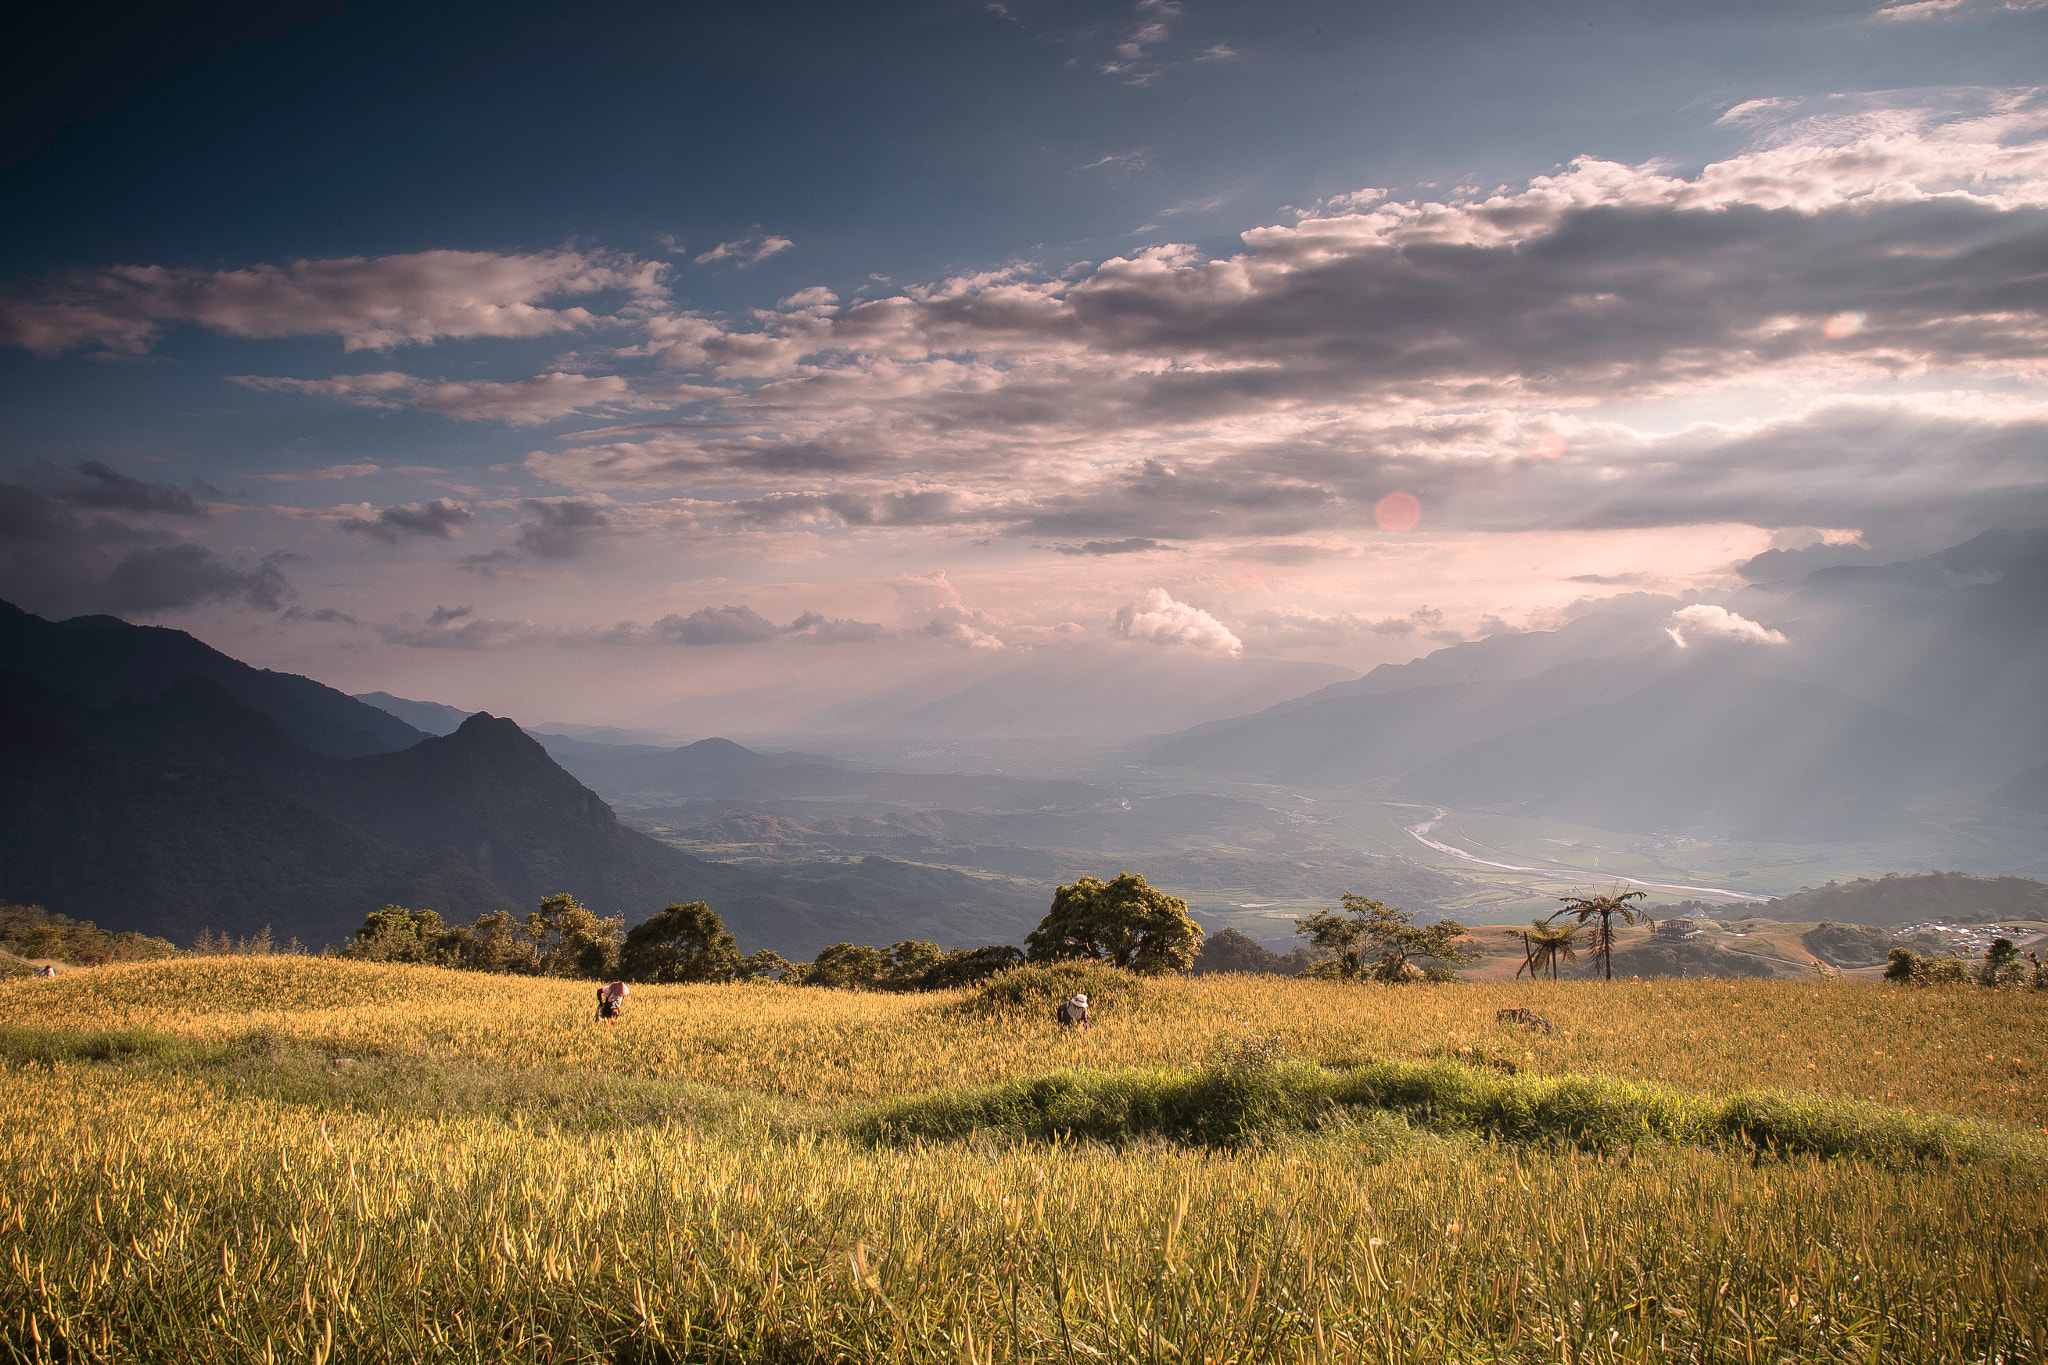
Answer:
[0, 602, 1048, 955]
[1150, 531, 2048, 839]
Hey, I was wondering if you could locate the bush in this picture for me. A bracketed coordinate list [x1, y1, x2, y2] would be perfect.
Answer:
[959, 959, 1174, 1018]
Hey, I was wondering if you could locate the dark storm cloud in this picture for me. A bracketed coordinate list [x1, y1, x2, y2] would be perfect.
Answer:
[0, 478, 291, 617]
[339, 499, 475, 543]
[649, 605, 786, 645]
[513, 500, 611, 558]
[58, 462, 206, 517]
[102, 545, 294, 613]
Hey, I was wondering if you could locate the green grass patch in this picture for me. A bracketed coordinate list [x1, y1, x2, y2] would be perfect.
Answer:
[860, 1052, 2048, 1170]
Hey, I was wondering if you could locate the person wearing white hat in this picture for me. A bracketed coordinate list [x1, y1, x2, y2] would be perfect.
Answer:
[596, 980, 630, 1026]
[1056, 992, 1090, 1030]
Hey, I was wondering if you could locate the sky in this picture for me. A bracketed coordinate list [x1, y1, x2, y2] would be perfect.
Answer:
[2, 0, 2045, 735]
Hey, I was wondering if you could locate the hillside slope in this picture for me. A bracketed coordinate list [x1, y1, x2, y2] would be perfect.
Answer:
[0, 600, 425, 757]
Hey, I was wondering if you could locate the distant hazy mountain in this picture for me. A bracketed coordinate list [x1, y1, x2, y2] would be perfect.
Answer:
[554, 735, 1105, 811]
[1393, 673, 1958, 839]
[530, 722, 693, 746]
[354, 691, 474, 736]
[1, 600, 426, 757]
[646, 647, 1356, 739]
[1746, 872, 2048, 927]
[1148, 531, 2048, 838]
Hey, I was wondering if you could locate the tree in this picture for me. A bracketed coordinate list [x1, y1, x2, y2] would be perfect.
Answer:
[344, 904, 451, 964]
[741, 948, 800, 982]
[1188, 928, 1287, 976]
[1025, 872, 1204, 974]
[806, 942, 891, 989]
[1508, 918, 1580, 981]
[914, 944, 1024, 989]
[524, 893, 624, 979]
[886, 939, 948, 986]
[1979, 936, 2023, 988]
[443, 908, 540, 974]
[620, 901, 742, 984]
[1550, 887, 1652, 981]
[1293, 894, 1480, 983]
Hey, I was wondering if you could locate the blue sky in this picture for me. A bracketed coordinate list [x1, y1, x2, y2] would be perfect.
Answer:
[3, 0, 2045, 734]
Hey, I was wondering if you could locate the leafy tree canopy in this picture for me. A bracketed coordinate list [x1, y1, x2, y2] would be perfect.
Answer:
[1025, 872, 1204, 974]
[807, 941, 891, 990]
[1294, 894, 1478, 983]
[620, 901, 742, 984]
[526, 893, 624, 980]
[346, 904, 450, 965]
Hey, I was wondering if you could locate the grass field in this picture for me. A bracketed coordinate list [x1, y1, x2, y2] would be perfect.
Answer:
[5, 959, 2046, 1362]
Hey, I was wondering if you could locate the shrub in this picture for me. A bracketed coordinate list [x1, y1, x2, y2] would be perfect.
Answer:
[959, 959, 1173, 1017]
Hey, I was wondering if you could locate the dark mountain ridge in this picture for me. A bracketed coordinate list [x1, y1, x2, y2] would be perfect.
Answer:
[0, 604, 1050, 955]
[1, 600, 426, 757]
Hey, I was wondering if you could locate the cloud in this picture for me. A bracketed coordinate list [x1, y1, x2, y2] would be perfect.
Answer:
[280, 606, 360, 625]
[504, 89, 2048, 556]
[103, 545, 294, 613]
[50, 462, 204, 516]
[1567, 572, 1662, 587]
[1664, 604, 1789, 648]
[339, 499, 475, 543]
[1874, 0, 1970, 19]
[1079, 149, 1152, 174]
[513, 499, 611, 558]
[694, 235, 793, 267]
[650, 605, 785, 645]
[1234, 607, 1426, 650]
[377, 605, 537, 650]
[0, 249, 662, 356]
[1051, 538, 1171, 555]
[585, 606, 891, 647]
[249, 463, 382, 482]
[0, 478, 293, 617]
[1111, 589, 1243, 657]
[236, 371, 676, 425]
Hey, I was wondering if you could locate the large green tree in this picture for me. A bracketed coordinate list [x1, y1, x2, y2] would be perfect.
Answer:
[1025, 872, 1204, 974]
[345, 904, 452, 964]
[620, 901, 743, 984]
[805, 941, 891, 989]
[525, 893, 624, 979]
[1294, 894, 1480, 983]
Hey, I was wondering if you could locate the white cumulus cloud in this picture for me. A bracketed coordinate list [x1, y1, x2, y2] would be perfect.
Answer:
[1112, 589, 1244, 657]
[1664, 604, 1790, 648]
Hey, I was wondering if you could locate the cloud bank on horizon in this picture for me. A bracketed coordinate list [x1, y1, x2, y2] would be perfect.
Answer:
[1, 0, 2044, 730]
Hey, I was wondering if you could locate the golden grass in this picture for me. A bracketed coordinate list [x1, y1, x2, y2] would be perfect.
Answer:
[4, 959, 2047, 1362]
[15, 957, 2047, 1128]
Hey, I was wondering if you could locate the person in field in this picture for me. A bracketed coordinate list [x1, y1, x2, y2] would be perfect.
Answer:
[596, 980, 629, 1025]
[1056, 992, 1089, 1030]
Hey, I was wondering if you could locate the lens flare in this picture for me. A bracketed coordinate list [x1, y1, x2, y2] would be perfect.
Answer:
[1375, 490, 1422, 532]
[1822, 311, 1865, 339]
